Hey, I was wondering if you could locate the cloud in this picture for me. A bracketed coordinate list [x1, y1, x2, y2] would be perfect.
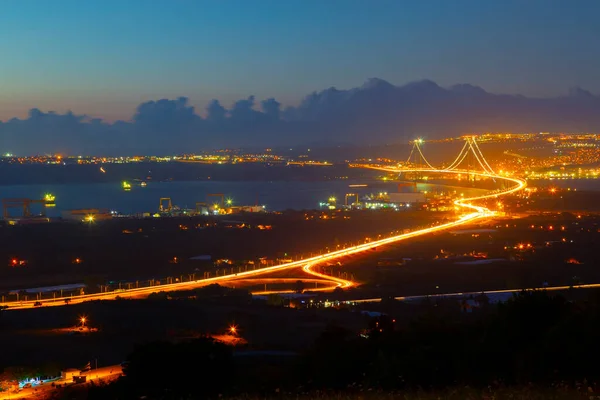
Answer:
[206, 100, 227, 121]
[1, 79, 600, 155]
[261, 98, 281, 120]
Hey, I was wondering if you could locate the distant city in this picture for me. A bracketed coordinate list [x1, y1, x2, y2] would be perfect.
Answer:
[4, 132, 600, 181]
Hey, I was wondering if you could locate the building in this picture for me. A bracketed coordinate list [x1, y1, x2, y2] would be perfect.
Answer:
[61, 369, 80, 381]
[61, 209, 112, 222]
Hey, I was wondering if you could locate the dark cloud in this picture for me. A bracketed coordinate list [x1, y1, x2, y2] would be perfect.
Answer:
[229, 96, 260, 123]
[1, 79, 600, 155]
[205, 100, 227, 121]
[261, 98, 281, 120]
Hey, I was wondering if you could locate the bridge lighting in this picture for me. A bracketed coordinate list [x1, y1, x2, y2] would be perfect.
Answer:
[8, 141, 527, 309]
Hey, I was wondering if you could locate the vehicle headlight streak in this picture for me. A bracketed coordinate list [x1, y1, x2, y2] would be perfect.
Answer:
[2, 167, 526, 309]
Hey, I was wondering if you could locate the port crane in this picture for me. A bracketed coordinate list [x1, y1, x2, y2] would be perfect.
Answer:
[159, 198, 172, 212]
[206, 193, 225, 208]
[344, 193, 359, 206]
[2, 198, 50, 218]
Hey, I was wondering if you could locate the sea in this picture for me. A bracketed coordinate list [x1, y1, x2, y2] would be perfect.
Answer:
[0, 180, 489, 217]
[1, 178, 597, 217]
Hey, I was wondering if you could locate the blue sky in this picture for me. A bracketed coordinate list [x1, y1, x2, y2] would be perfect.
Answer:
[0, 0, 599, 121]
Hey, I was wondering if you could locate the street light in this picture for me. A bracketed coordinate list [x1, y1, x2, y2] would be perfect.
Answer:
[229, 324, 238, 335]
[80, 316, 87, 328]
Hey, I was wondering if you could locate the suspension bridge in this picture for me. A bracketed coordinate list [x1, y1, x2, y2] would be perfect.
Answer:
[1, 138, 526, 309]
[397, 136, 497, 174]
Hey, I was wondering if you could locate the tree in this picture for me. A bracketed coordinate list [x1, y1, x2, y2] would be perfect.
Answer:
[333, 287, 344, 295]
[1, 366, 38, 384]
[475, 292, 489, 306]
[294, 280, 305, 294]
[119, 338, 234, 399]
[0, 371, 17, 392]
[147, 291, 168, 301]
[300, 325, 370, 389]
[38, 362, 61, 379]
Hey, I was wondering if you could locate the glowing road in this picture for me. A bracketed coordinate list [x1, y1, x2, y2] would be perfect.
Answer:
[0, 365, 122, 400]
[1, 165, 526, 310]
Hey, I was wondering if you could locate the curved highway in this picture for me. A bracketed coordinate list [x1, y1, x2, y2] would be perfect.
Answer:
[1, 168, 526, 310]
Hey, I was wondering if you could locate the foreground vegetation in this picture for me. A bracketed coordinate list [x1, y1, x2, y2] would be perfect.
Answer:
[70, 289, 600, 399]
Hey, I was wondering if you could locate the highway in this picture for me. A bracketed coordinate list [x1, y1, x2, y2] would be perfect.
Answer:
[0, 166, 526, 311]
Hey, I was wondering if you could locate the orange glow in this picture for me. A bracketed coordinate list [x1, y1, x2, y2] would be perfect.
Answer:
[0, 161, 527, 309]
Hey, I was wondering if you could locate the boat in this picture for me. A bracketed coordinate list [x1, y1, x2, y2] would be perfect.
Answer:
[140, 181, 147, 187]
[122, 181, 132, 191]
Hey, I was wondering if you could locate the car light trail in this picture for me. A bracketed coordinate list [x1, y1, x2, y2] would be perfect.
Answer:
[1, 165, 526, 310]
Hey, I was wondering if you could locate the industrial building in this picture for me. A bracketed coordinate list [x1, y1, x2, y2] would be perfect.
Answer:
[62, 209, 112, 222]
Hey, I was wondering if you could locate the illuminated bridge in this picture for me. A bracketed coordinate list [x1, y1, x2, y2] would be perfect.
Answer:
[1, 138, 526, 310]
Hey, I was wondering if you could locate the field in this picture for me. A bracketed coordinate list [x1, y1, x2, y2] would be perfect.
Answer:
[0, 297, 366, 370]
[0, 209, 443, 291]
[335, 212, 600, 298]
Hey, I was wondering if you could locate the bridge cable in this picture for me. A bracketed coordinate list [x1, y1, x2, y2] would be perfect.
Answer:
[445, 145, 470, 171]
[471, 138, 496, 174]
[467, 139, 494, 174]
[415, 141, 436, 169]
[444, 140, 470, 171]
[405, 141, 416, 164]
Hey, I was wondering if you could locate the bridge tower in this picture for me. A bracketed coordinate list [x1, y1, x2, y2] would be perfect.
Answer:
[404, 138, 434, 181]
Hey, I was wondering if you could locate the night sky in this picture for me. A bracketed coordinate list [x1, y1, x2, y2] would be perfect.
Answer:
[1, 0, 599, 121]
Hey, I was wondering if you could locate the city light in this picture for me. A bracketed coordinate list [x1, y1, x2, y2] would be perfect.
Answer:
[1, 138, 527, 310]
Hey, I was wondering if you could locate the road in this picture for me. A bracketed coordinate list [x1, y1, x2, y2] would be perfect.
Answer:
[0, 168, 526, 310]
[349, 282, 600, 304]
[0, 365, 122, 400]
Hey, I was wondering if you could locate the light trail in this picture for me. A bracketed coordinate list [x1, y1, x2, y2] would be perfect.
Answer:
[1, 162, 526, 310]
